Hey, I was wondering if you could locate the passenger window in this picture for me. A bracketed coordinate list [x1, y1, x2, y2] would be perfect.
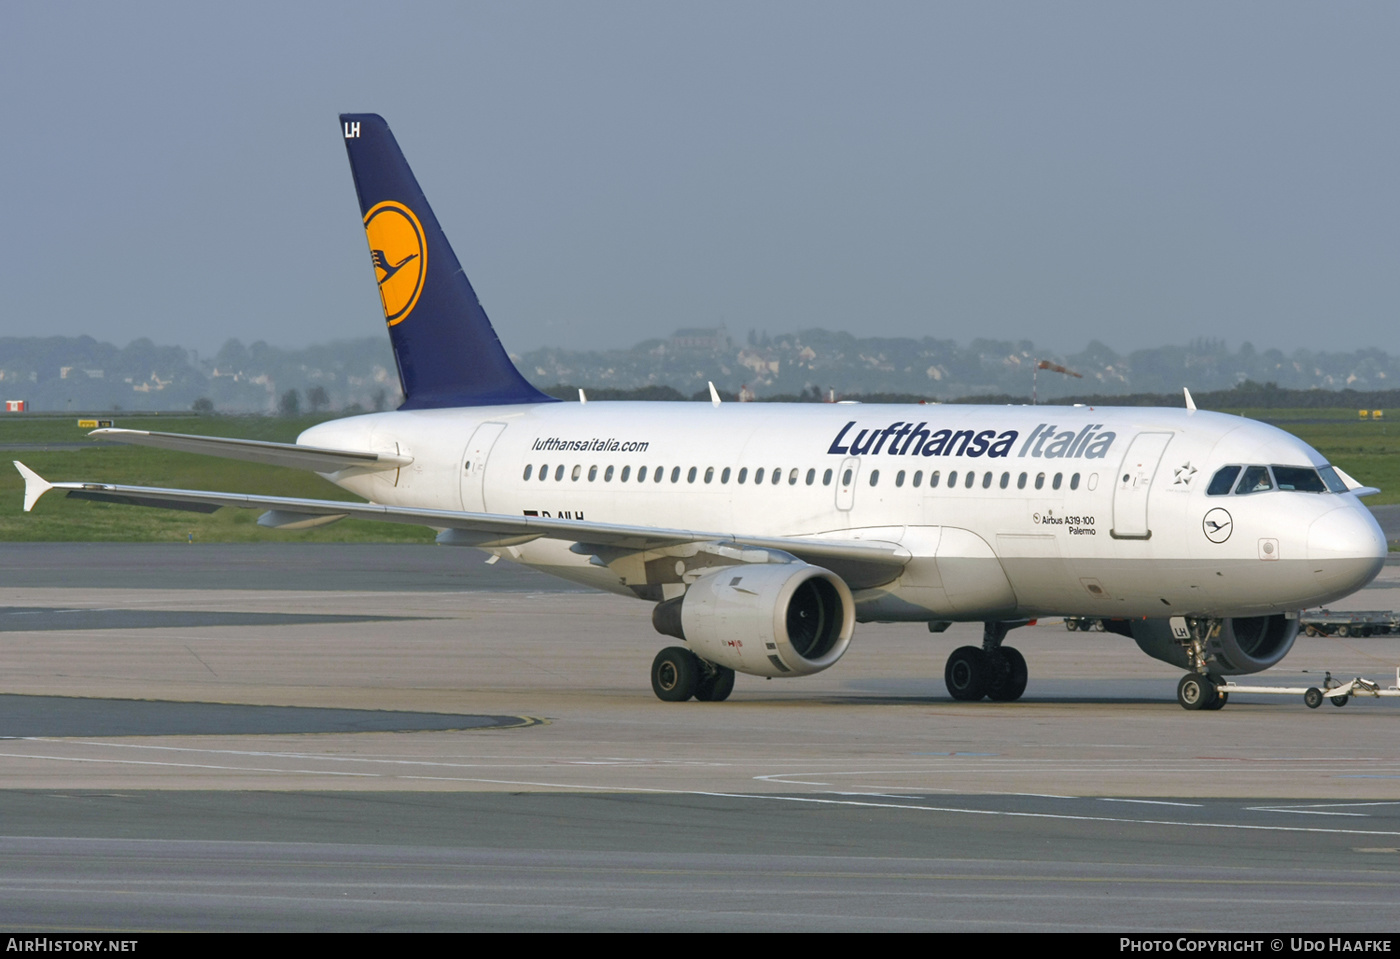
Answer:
[687, 467, 697, 483]
[1069, 473, 1080, 491]
[704, 467, 714, 484]
[1207, 465, 1239, 495]
[1052, 473, 1062, 490]
[1017, 472, 1026, 490]
[738, 467, 748, 484]
[929, 470, 940, 488]
[841, 468, 852, 486]
[895, 470, 906, 488]
[772, 469, 782, 486]
[788, 468, 798, 485]
[913, 470, 923, 488]
[947, 470, 957, 487]
[523, 465, 533, 481]
[982, 472, 993, 489]
[654, 466, 664, 483]
[964, 471, 975, 489]
[621, 466, 631, 482]
[999, 472, 1009, 489]
[588, 465, 598, 482]
[1035, 472, 1044, 490]
[604, 465, 614, 482]
[823, 469, 833, 486]
[755, 468, 766, 484]
[671, 467, 681, 483]
[721, 467, 731, 484]
[637, 466, 647, 482]
[870, 469, 880, 486]
[805, 468, 815, 486]
[572, 465, 582, 481]
[1235, 466, 1272, 494]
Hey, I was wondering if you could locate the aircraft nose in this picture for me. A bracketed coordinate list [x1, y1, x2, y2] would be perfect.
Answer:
[1307, 503, 1387, 598]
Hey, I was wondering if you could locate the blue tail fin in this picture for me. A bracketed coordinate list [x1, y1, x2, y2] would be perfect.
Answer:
[339, 114, 554, 409]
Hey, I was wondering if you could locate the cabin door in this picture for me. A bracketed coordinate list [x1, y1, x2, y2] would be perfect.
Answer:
[834, 457, 861, 511]
[1110, 432, 1173, 539]
[460, 422, 508, 512]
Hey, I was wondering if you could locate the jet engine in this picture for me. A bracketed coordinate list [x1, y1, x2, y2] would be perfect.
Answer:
[652, 563, 855, 678]
[1115, 614, 1299, 675]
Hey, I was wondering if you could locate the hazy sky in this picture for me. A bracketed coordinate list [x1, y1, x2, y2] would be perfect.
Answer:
[2, 2, 1396, 357]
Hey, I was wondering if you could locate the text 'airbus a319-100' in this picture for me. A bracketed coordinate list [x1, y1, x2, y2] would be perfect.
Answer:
[15, 114, 1388, 710]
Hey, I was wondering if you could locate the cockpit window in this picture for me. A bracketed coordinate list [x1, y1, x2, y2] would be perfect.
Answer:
[1317, 465, 1350, 494]
[1272, 466, 1328, 493]
[1234, 466, 1273, 494]
[1207, 466, 1240, 496]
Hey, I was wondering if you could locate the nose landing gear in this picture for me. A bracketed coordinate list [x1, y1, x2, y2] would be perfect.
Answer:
[1175, 618, 1227, 710]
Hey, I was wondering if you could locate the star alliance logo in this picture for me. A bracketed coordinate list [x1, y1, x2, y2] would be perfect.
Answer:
[1174, 462, 1198, 486]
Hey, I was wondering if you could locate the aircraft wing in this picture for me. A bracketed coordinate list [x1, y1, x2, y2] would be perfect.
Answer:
[13, 463, 908, 589]
[88, 428, 412, 473]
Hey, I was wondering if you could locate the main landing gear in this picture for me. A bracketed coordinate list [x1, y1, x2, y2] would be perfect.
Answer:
[650, 646, 735, 703]
[1175, 618, 1227, 711]
[944, 620, 1031, 702]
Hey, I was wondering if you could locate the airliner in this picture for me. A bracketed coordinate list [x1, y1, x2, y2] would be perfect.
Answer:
[15, 114, 1388, 710]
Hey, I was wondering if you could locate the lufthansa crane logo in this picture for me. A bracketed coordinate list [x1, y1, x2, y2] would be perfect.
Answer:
[363, 201, 426, 326]
[1202, 507, 1233, 544]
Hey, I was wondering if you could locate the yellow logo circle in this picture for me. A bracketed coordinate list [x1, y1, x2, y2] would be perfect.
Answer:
[363, 201, 427, 326]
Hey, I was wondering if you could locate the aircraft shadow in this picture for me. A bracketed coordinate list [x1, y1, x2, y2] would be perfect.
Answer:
[0, 694, 539, 737]
[0, 606, 427, 632]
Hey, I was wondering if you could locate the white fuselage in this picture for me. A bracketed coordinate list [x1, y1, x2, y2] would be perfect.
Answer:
[301, 402, 1386, 622]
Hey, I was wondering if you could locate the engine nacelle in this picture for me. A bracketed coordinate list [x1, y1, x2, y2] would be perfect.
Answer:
[1122, 614, 1299, 675]
[652, 564, 855, 678]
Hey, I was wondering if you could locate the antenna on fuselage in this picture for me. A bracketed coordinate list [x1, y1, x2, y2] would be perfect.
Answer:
[1183, 387, 1197, 412]
[708, 382, 722, 408]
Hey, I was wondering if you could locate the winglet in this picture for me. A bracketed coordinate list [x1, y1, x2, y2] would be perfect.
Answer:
[1183, 388, 1197, 412]
[13, 461, 53, 512]
[708, 381, 722, 408]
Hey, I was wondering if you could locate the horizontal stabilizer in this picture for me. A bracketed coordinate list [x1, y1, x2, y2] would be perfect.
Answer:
[89, 429, 412, 473]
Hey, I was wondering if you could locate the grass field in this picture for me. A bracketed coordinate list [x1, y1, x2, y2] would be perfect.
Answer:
[0, 407, 1393, 543]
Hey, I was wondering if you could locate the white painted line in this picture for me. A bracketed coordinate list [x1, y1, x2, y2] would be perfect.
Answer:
[691, 792, 1400, 839]
[1098, 799, 1203, 808]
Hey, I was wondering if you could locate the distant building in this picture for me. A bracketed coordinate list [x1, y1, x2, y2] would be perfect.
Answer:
[670, 326, 731, 351]
[5, 400, 27, 412]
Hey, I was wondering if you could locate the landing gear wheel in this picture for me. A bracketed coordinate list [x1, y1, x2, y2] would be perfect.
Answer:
[1176, 672, 1218, 711]
[1332, 694, 1349, 707]
[1204, 691, 1228, 711]
[1304, 687, 1324, 709]
[651, 646, 700, 702]
[986, 647, 1028, 702]
[694, 665, 736, 702]
[945, 646, 990, 701]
